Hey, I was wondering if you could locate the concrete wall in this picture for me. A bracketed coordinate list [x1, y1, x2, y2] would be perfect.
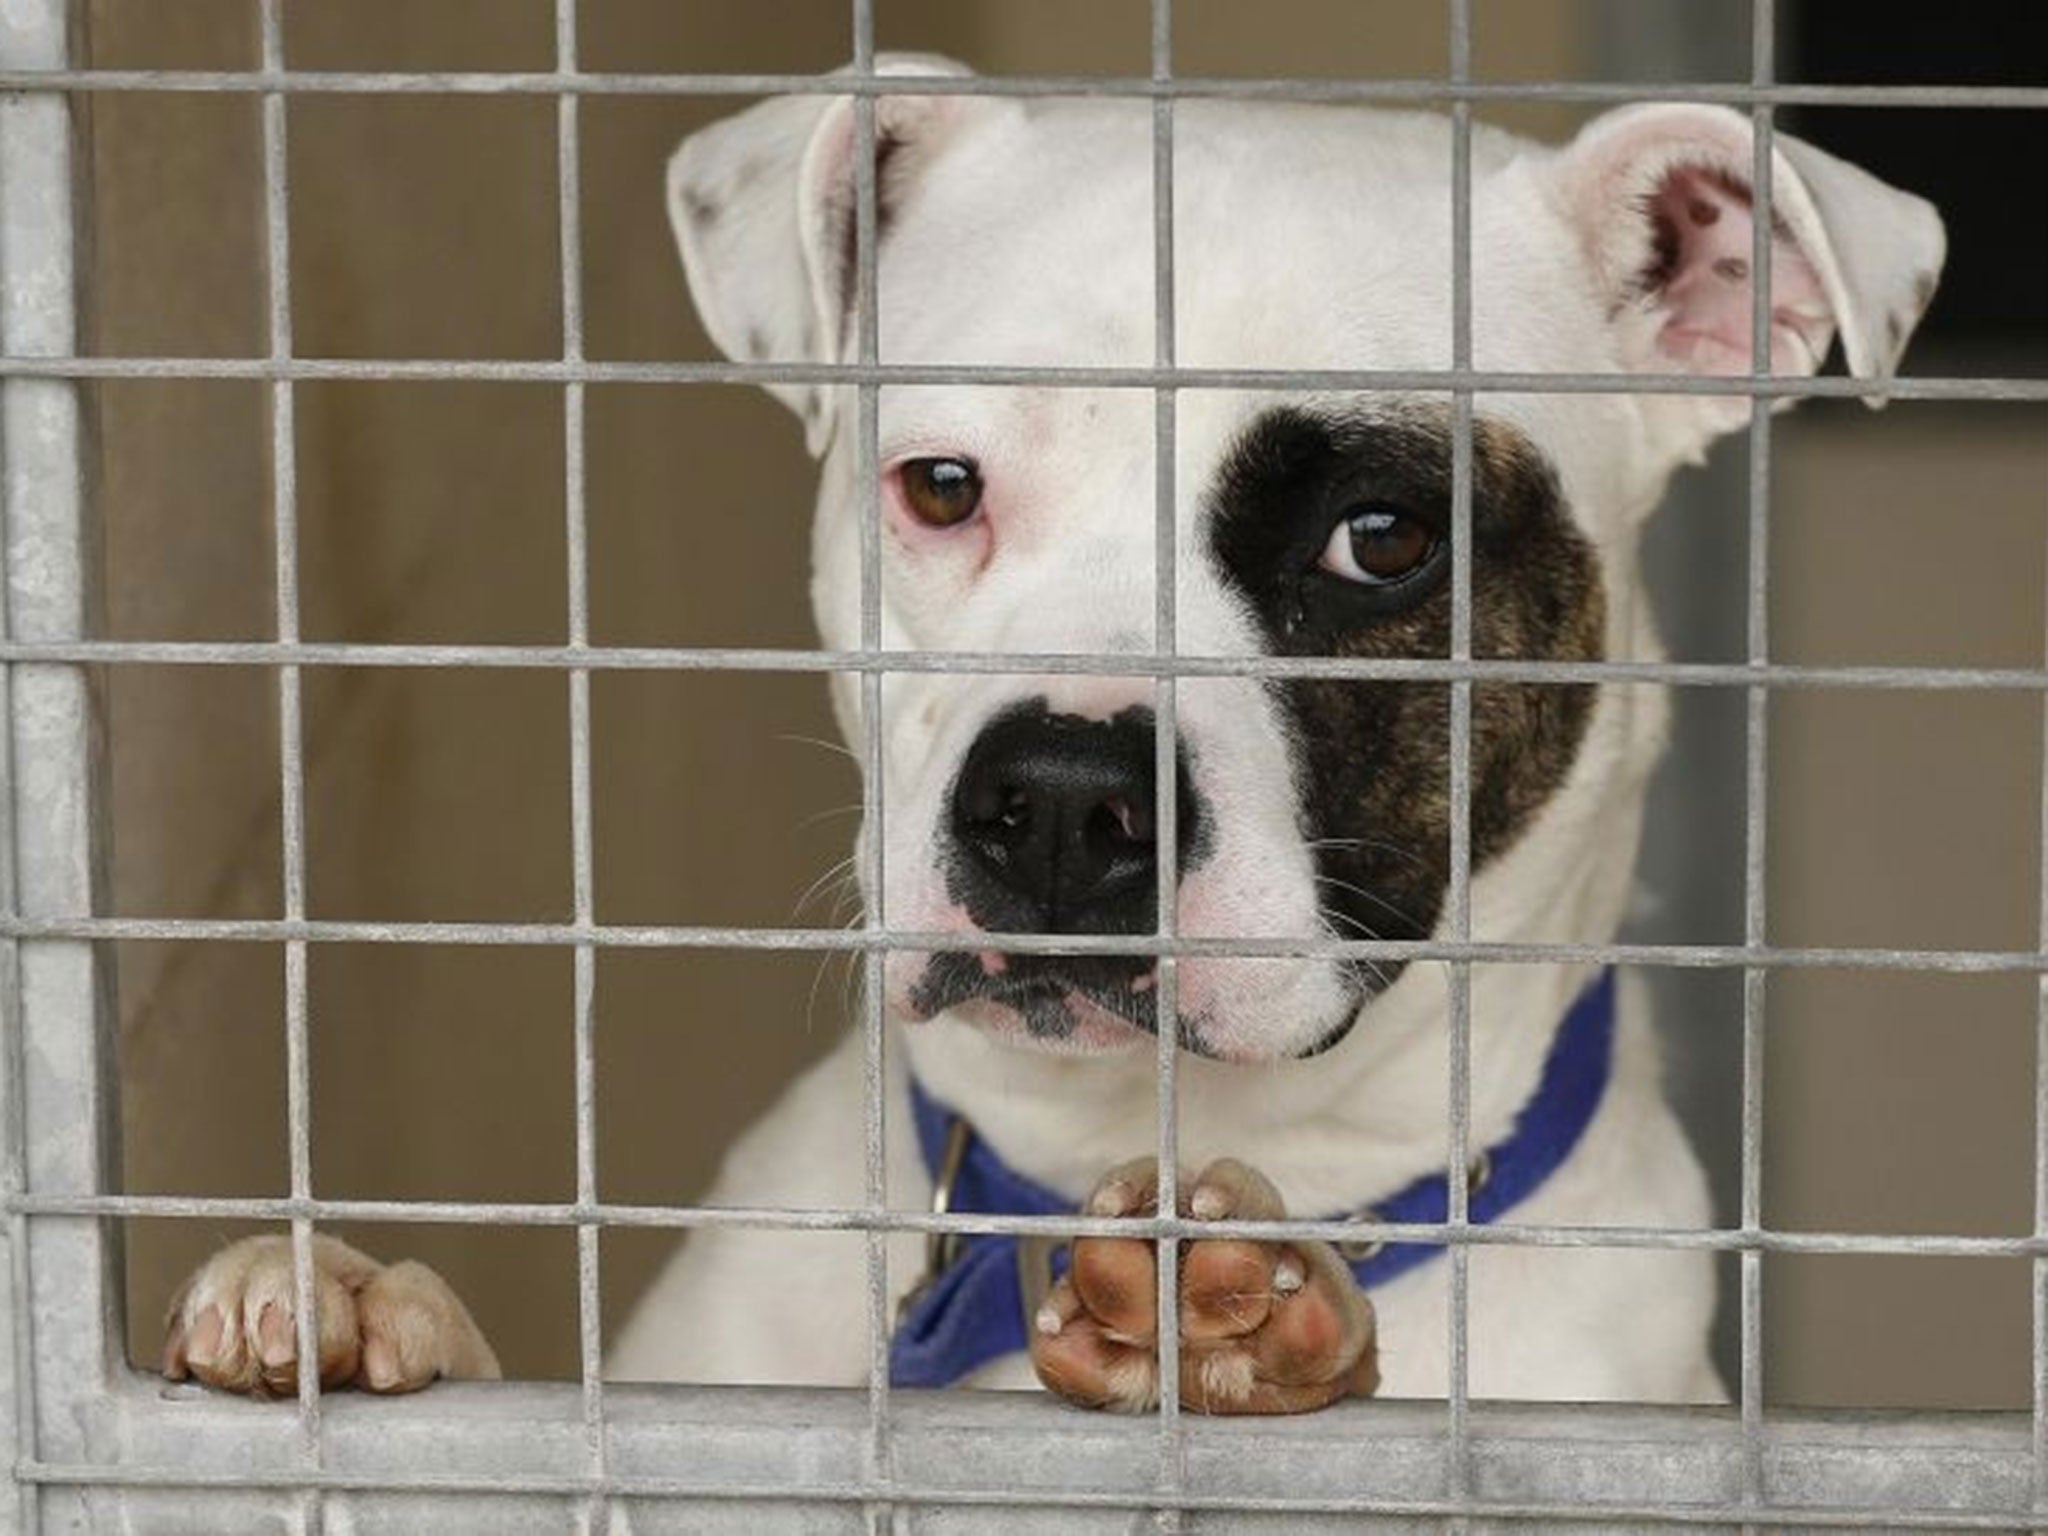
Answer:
[87, 0, 2041, 1407]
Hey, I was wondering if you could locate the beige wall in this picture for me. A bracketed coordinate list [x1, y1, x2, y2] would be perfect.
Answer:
[1764, 403, 2043, 1409]
[89, 1, 2040, 1407]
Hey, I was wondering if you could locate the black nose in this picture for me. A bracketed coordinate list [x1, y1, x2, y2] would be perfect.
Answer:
[947, 702, 1199, 935]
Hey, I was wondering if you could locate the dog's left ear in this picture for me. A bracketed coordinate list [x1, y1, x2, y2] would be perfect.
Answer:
[1548, 103, 1945, 458]
[668, 54, 1003, 456]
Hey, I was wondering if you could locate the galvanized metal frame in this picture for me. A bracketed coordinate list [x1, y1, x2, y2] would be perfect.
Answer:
[1, 0, 2042, 1529]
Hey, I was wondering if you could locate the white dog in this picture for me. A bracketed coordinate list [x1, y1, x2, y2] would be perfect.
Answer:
[164, 57, 1942, 1413]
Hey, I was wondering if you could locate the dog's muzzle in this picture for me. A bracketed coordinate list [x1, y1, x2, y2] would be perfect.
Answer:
[916, 698, 1208, 1042]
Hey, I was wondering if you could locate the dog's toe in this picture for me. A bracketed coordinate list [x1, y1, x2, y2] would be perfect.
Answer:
[1180, 1238, 1276, 1342]
[1068, 1158, 1167, 1345]
[162, 1235, 498, 1397]
[355, 1259, 503, 1391]
[1248, 1242, 1380, 1397]
[1181, 1158, 1289, 1343]
[163, 1235, 371, 1395]
[1070, 1234, 1159, 1344]
[1187, 1157, 1286, 1222]
[1084, 1156, 1162, 1218]
[1029, 1276, 1157, 1410]
[1033, 1157, 1380, 1415]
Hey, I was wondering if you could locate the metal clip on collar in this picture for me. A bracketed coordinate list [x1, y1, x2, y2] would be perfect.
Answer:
[898, 1116, 972, 1322]
[1338, 1150, 1493, 1262]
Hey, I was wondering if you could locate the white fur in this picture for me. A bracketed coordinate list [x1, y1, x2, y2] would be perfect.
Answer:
[609, 66, 1943, 1404]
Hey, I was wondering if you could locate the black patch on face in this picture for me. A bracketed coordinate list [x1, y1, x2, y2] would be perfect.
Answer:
[1207, 403, 1605, 1023]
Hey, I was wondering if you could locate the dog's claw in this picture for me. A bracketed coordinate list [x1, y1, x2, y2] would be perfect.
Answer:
[1085, 1181, 1133, 1218]
[1031, 1157, 1379, 1414]
[256, 1301, 295, 1367]
[161, 1234, 502, 1397]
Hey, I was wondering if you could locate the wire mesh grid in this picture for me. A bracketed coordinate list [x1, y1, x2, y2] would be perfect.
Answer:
[0, 0, 2043, 1530]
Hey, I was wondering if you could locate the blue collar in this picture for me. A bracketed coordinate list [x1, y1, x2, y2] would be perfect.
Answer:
[889, 967, 1616, 1389]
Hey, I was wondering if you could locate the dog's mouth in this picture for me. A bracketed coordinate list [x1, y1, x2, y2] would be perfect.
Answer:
[906, 951, 1168, 1055]
[900, 948, 1377, 1062]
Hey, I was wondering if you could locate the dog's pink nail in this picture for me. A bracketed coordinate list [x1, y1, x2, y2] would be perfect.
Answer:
[979, 951, 1007, 976]
[1274, 1257, 1306, 1294]
[361, 1337, 400, 1390]
[1190, 1185, 1229, 1220]
[186, 1305, 224, 1365]
[255, 1302, 295, 1366]
[1087, 1180, 1132, 1217]
[1034, 1304, 1063, 1337]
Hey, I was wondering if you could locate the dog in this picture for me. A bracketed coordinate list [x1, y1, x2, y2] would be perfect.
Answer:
[162, 56, 1943, 1413]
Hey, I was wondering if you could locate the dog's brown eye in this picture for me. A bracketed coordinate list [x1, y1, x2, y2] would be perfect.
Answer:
[1320, 504, 1438, 586]
[899, 457, 984, 528]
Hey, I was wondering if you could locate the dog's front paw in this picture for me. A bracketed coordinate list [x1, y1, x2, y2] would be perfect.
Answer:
[1029, 1158, 1378, 1414]
[162, 1234, 501, 1396]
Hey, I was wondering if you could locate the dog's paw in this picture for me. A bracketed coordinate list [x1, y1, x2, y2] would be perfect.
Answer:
[1029, 1158, 1378, 1414]
[161, 1234, 501, 1396]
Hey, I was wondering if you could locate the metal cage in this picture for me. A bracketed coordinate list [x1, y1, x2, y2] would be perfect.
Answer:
[3, 0, 2044, 1529]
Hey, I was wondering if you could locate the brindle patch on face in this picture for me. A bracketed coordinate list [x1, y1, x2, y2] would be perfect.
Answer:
[1206, 403, 1604, 1039]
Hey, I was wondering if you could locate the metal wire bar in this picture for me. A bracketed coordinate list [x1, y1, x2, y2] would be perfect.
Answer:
[1445, 2, 1478, 1523]
[549, 3, 608, 1520]
[22, 639, 2048, 691]
[8, 1191, 2043, 1258]
[1740, 8, 1778, 1525]
[0, 9, 70, 1526]
[9, 1459, 2040, 1532]
[20, 915, 2048, 973]
[10, 352, 2048, 397]
[0, 6, 110, 1529]
[252, 7, 328, 1516]
[0, 66, 2043, 109]
[11, 1383, 2042, 1528]
[0, 783, 27, 1536]
[1148, 0, 1185, 1523]
[2035, 383, 2048, 1520]
[848, 3, 899, 1525]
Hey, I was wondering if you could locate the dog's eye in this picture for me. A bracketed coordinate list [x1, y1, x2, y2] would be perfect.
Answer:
[899, 457, 984, 528]
[1319, 504, 1439, 586]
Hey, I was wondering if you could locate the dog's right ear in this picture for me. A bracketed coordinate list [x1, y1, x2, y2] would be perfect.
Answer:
[668, 55, 995, 455]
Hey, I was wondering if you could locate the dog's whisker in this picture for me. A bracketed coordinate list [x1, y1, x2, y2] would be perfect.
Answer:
[826, 880, 865, 926]
[791, 855, 860, 921]
[804, 911, 868, 1034]
[791, 802, 864, 835]
[1311, 872, 1428, 936]
[774, 731, 860, 765]
[1314, 904, 1399, 996]
[1304, 835, 1438, 876]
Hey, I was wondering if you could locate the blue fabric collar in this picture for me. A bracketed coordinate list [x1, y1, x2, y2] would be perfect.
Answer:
[889, 968, 1617, 1389]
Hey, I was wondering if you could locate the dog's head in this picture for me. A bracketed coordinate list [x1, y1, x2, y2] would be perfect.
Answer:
[670, 60, 1943, 1065]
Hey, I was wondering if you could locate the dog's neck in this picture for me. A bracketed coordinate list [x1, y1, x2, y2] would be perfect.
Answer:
[899, 679, 1660, 1213]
